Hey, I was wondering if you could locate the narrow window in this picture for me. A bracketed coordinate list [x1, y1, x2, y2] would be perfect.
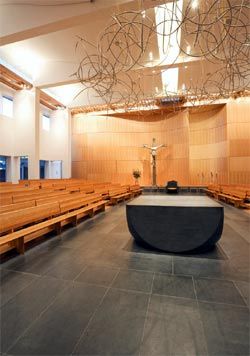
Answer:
[42, 114, 50, 131]
[2, 96, 13, 117]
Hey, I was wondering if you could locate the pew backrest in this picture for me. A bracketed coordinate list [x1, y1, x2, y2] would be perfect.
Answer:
[0, 201, 36, 214]
[0, 202, 60, 234]
[36, 192, 86, 206]
[59, 193, 102, 213]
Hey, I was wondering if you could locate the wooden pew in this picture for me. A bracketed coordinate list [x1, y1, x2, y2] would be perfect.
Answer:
[216, 185, 249, 208]
[12, 190, 70, 204]
[0, 182, 13, 187]
[0, 200, 36, 214]
[129, 185, 142, 197]
[79, 185, 95, 194]
[0, 179, 139, 255]
[35, 192, 86, 206]
[59, 193, 103, 213]
[0, 195, 107, 255]
[0, 187, 41, 203]
[204, 185, 221, 199]
[0, 195, 13, 205]
[109, 187, 131, 205]
[0, 202, 60, 235]
[94, 187, 110, 199]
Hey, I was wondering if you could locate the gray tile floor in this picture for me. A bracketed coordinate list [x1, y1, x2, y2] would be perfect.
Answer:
[0, 198, 249, 356]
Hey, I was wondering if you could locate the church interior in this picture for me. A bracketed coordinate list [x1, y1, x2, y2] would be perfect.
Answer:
[0, 0, 249, 355]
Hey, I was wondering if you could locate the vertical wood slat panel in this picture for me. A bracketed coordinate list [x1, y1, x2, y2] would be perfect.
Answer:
[72, 100, 250, 186]
[227, 99, 250, 185]
[72, 111, 190, 185]
[189, 105, 228, 185]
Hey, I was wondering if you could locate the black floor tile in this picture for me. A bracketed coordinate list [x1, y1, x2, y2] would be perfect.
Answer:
[152, 274, 196, 299]
[234, 281, 250, 307]
[173, 256, 248, 281]
[194, 278, 246, 306]
[0, 269, 37, 307]
[44, 258, 87, 280]
[76, 265, 119, 286]
[4, 246, 72, 276]
[109, 221, 130, 234]
[220, 223, 250, 259]
[9, 282, 107, 355]
[199, 301, 250, 356]
[140, 295, 208, 356]
[112, 269, 154, 293]
[73, 288, 149, 355]
[119, 254, 173, 274]
[1, 276, 69, 353]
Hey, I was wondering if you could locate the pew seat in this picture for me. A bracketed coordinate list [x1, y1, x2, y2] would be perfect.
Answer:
[129, 185, 142, 197]
[109, 188, 131, 205]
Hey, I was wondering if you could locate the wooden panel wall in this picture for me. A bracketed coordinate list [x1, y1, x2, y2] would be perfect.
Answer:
[71, 100, 250, 186]
[227, 99, 250, 185]
[72, 110, 190, 185]
[189, 105, 228, 185]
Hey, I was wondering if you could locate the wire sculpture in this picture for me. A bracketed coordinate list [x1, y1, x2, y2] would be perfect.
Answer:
[73, 0, 250, 113]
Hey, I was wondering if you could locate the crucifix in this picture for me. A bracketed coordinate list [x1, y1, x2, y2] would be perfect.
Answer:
[143, 138, 167, 186]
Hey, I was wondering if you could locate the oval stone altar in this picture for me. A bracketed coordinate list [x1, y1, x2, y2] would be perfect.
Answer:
[126, 195, 224, 253]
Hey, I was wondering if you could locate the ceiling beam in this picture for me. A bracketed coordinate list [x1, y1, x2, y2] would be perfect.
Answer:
[0, 64, 33, 90]
[40, 90, 65, 110]
[0, 0, 134, 46]
[38, 78, 80, 90]
[0, 64, 65, 109]
[0, 0, 167, 46]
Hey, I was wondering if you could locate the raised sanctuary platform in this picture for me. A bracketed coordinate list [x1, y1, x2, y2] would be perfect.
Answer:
[126, 195, 224, 253]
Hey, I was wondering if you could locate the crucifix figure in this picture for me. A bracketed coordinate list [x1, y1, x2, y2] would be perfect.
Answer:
[143, 138, 167, 186]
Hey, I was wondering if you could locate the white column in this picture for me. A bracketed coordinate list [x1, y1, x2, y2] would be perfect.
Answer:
[62, 108, 71, 178]
[28, 88, 40, 179]
[6, 156, 12, 182]
[12, 156, 20, 183]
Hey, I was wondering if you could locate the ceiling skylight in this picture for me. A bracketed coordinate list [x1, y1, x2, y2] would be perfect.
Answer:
[154, 0, 183, 64]
[154, 1, 183, 95]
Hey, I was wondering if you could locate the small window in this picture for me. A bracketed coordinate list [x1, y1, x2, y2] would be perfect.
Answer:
[0, 156, 7, 182]
[42, 114, 50, 131]
[2, 96, 13, 117]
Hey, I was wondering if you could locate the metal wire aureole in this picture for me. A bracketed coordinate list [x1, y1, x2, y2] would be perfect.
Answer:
[73, 0, 250, 113]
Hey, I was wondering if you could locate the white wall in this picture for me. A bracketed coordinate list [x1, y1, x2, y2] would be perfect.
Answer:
[40, 107, 71, 178]
[0, 84, 15, 157]
[0, 83, 71, 181]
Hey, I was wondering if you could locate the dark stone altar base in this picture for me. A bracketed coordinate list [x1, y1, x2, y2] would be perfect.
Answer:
[126, 195, 224, 253]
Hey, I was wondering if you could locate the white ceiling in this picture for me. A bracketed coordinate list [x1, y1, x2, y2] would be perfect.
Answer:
[0, 0, 247, 108]
[0, 0, 173, 107]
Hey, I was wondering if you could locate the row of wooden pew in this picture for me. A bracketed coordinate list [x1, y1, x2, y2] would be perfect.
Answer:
[205, 185, 250, 209]
[0, 180, 142, 256]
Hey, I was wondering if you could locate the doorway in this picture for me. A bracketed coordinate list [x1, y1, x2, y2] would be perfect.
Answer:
[20, 156, 28, 180]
